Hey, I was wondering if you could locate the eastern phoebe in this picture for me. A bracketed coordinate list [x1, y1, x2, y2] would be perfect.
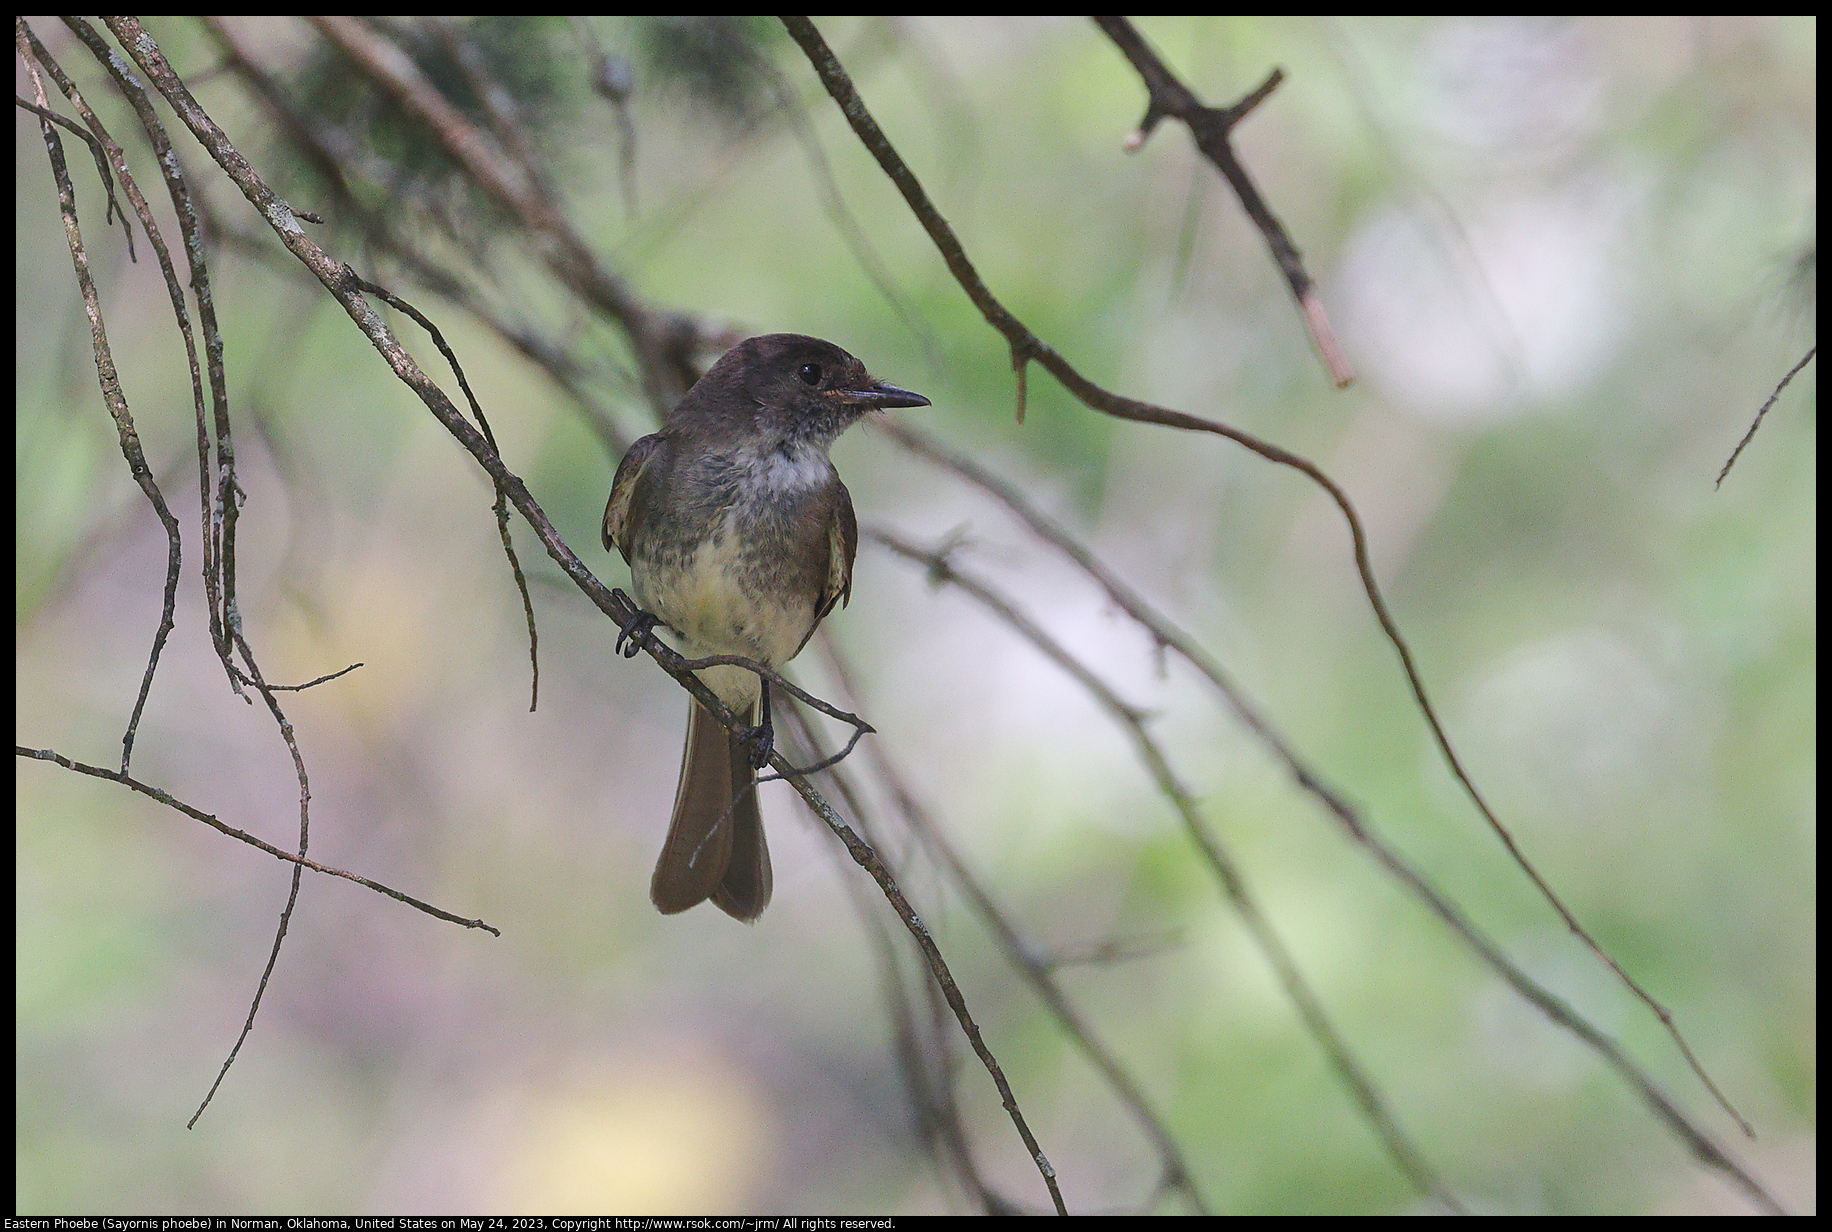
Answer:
[603, 334, 929, 921]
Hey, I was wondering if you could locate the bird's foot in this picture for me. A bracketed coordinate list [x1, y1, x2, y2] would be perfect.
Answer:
[739, 698, 775, 770]
[616, 607, 661, 658]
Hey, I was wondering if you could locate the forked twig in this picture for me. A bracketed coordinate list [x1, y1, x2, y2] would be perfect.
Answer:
[1094, 16, 1355, 388]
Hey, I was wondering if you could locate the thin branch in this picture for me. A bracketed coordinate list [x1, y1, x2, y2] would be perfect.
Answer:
[185, 631, 319, 1129]
[771, 732, 1070, 1215]
[1717, 345, 1814, 487]
[866, 433, 1784, 1209]
[11, 93, 134, 256]
[779, 14, 1747, 1140]
[775, 700, 1017, 1214]
[262, 662, 366, 691]
[756, 722, 872, 782]
[893, 411, 1763, 1147]
[674, 650, 875, 737]
[16, 747, 499, 935]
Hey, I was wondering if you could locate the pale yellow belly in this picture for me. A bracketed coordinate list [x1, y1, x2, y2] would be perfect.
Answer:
[632, 532, 816, 712]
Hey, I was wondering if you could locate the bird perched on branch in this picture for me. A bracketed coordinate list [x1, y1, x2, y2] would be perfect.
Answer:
[604, 333, 928, 920]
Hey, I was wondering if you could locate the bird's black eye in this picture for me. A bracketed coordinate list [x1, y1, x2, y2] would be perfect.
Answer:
[797, 362, 822, 386]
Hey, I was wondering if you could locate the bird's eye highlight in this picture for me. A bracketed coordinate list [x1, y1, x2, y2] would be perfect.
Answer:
[797, 363, 822, 386]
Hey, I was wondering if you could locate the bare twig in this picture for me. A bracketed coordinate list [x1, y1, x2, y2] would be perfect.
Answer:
[675, 650, 876, 737]
[1093, 17, 1355, 388]
[11, 93, 134, 256]
[1717, 345, 1814, 487]
[16, 747, 498, 934]
[262, 663, 366, 691]
[186, 637, 318, 1129]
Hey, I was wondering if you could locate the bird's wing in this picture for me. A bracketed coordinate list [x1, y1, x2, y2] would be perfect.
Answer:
[602, 432, 670, 561]
[794, 482, 855, 662]
[817, 476, 857, 624]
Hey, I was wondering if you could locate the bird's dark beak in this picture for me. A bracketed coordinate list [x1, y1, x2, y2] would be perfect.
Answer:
[846, 380, 930, 410]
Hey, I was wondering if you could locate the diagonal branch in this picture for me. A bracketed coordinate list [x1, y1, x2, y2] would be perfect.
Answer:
[16, 747, 499, 934]
[769, 730, 1070, 1214]
[1717, 344, 1814, 487]
[870, 480, 1783, 1210]
[773, 699, 1030, 1214]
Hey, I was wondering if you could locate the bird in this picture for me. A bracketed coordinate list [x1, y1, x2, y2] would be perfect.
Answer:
[603, 334, 928, 920]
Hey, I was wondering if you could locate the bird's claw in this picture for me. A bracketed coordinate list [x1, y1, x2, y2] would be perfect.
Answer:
[740, 708, 775, 770]
[616, 608, 660, 658]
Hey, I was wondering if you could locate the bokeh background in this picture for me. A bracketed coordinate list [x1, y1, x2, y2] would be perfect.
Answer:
[17, 15, 1814, 1215]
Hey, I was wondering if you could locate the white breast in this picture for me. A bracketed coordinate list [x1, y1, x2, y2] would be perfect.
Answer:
[742, 443, 832, 494]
